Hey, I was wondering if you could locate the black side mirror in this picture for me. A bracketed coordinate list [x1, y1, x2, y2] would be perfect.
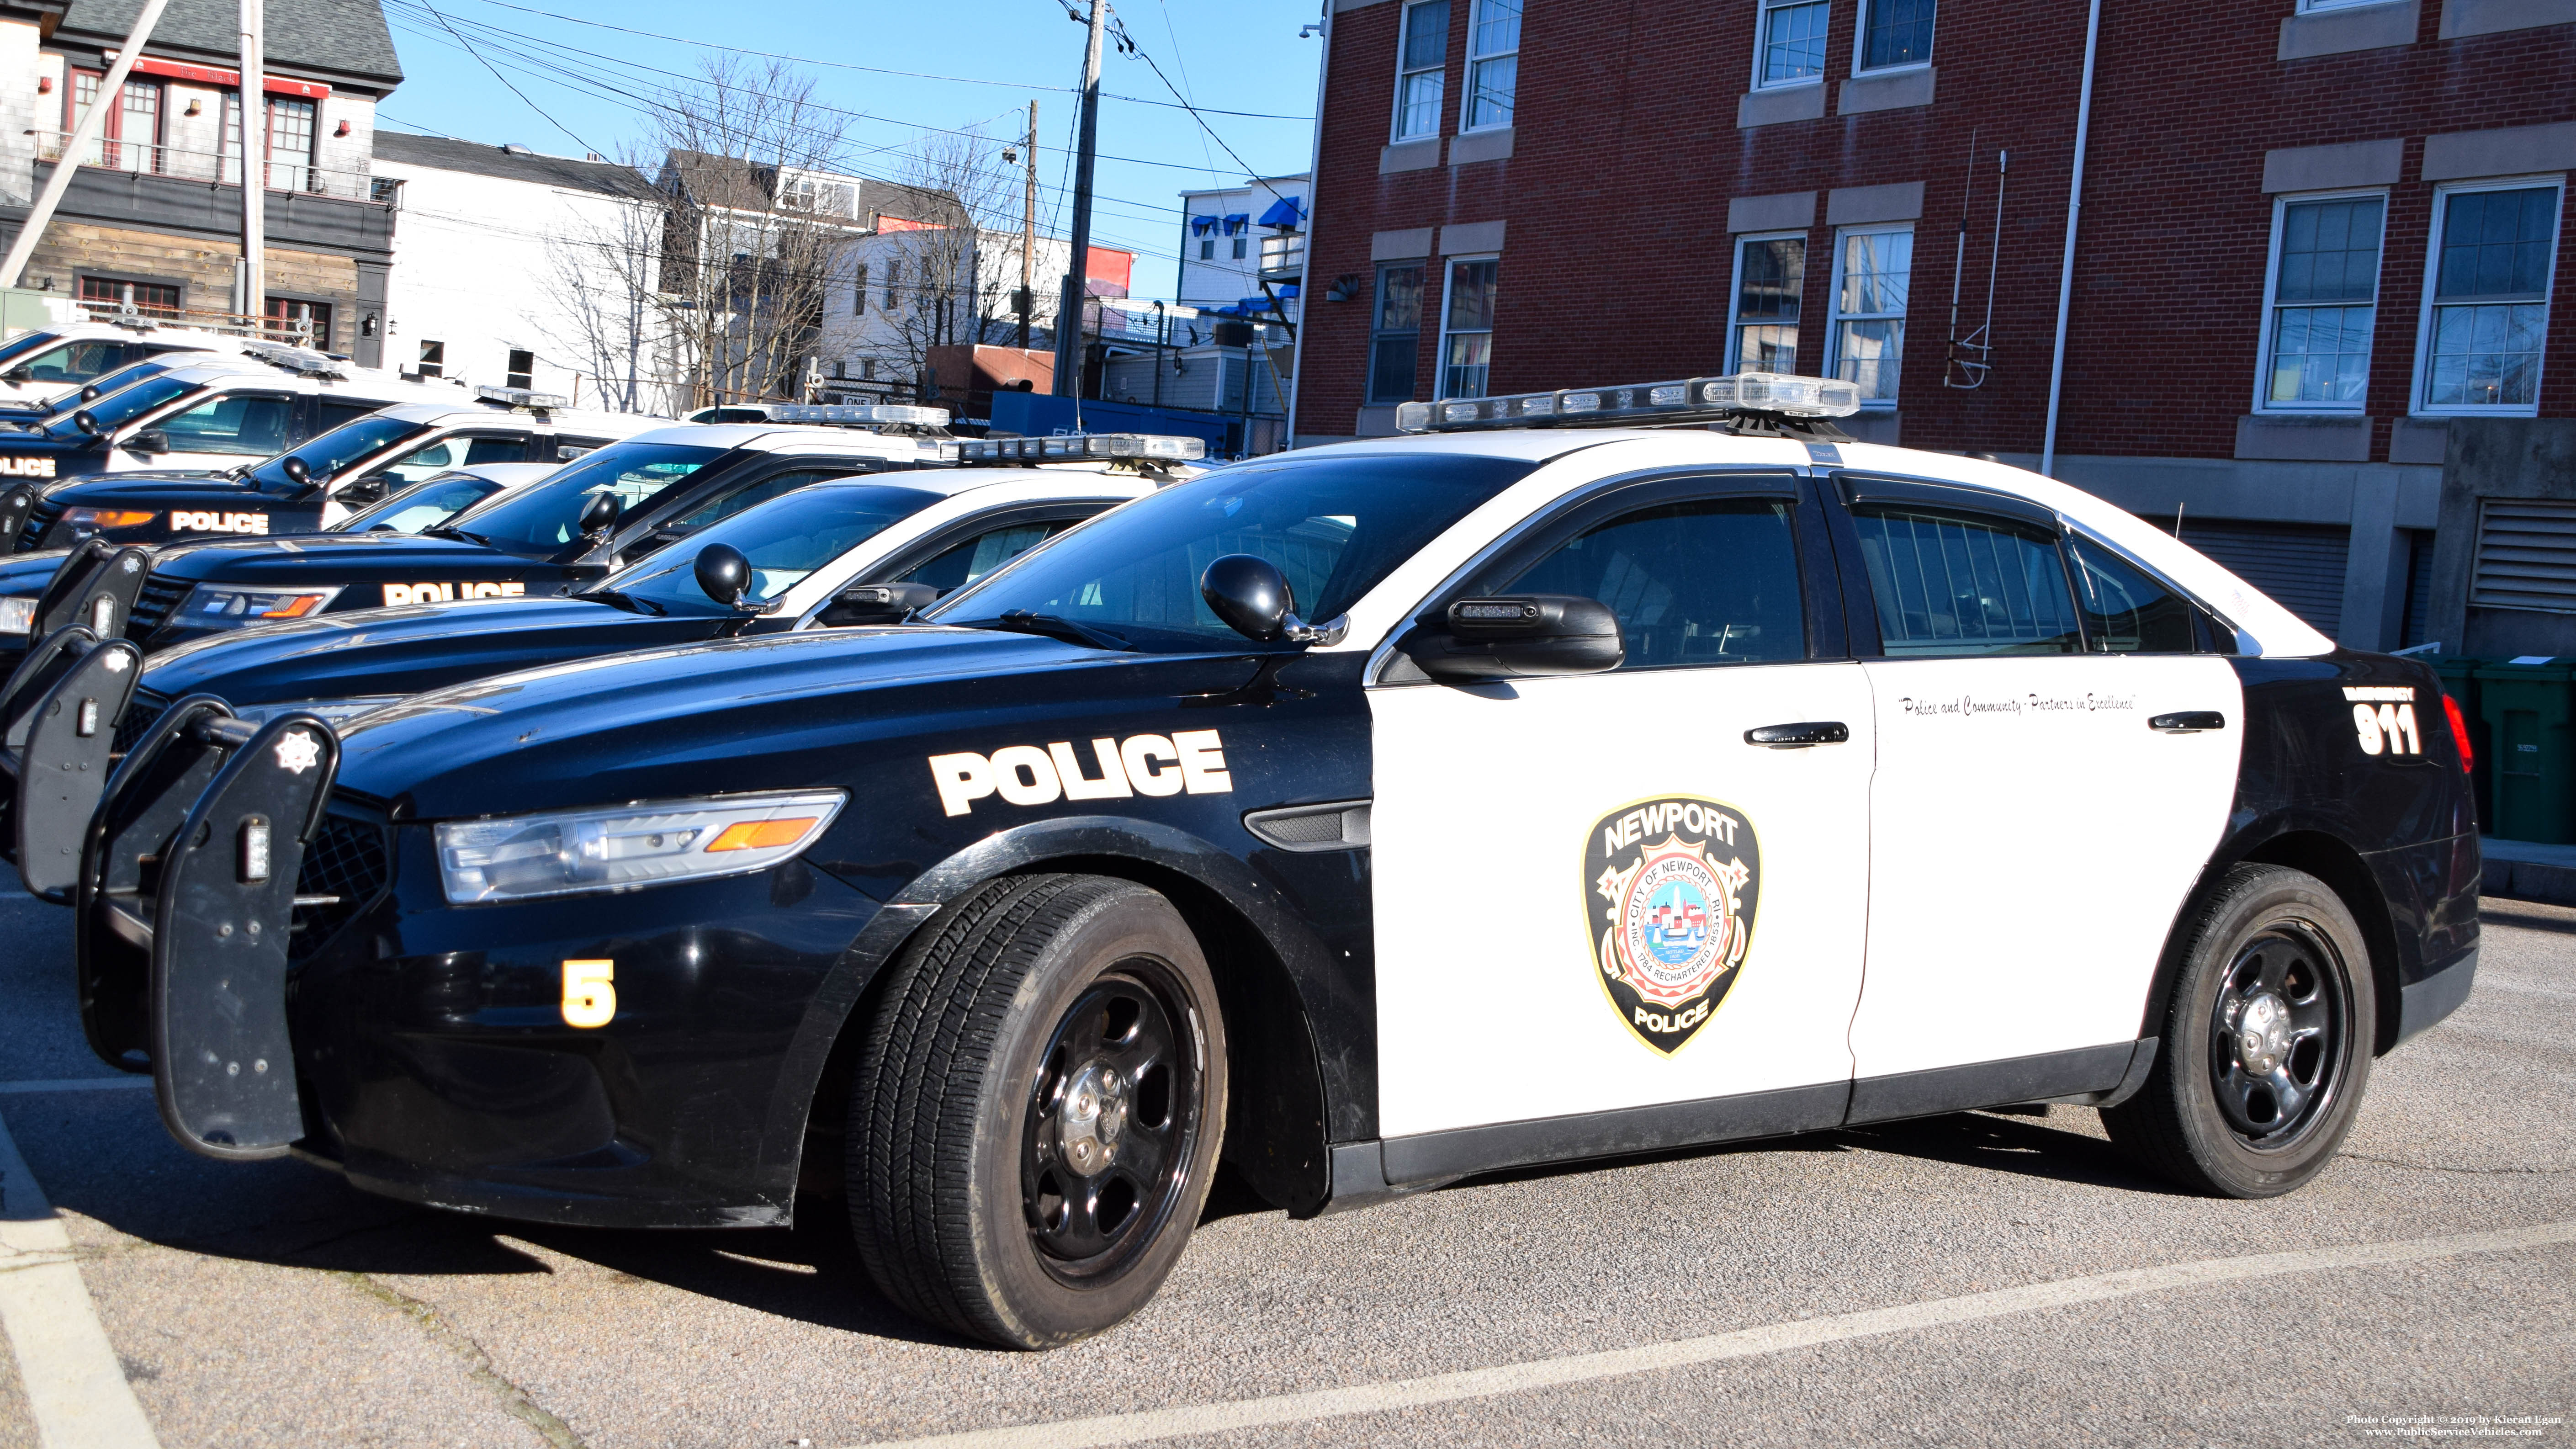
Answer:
[1406, 596, 1625, 682]
[577, 491, 621, 536]
[281, 455, 310, 484]
[127, 430, 167, 455]
[818, 580, 939, 627]
[332, 476, 384, 504]
[78, 383, 102, 402]
[1198, 552, 1346, 646]
[4, 366, 29, 383]
[694, 542, 756, 609]
[72, 410, 101, 437]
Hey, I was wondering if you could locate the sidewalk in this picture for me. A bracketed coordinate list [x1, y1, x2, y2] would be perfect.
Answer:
[2481, 837, 2576, 907]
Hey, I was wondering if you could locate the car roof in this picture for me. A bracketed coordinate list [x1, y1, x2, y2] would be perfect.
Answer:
[1286, 428, 2335, 657]
[372, 403, 670, 432]
[791, 464, 1160, 500]
[451, 462, 560, 487]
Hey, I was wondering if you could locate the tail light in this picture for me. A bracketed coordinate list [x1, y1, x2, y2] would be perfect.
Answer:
[2442, 692, 2474, 775]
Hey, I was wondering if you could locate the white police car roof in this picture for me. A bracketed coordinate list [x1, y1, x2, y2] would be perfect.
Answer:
[1290, 426, 2334, 660]
[373, 402, 669, 434]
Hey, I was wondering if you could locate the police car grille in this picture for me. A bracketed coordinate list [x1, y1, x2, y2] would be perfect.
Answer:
[16, 498, 61, 552]
[111, 690, 169, 755]
[290, 813, 389, 962]
[125, 577, 191, 639]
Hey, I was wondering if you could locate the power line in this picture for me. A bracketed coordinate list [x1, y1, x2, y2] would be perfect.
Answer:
[407, 0, 602, 158]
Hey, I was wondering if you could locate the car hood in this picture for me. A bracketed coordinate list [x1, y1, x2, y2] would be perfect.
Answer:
[0, 548, 72, 599]
[334, 627, 1263, 820]
[142, 594, 684, 705]
[32, 474, 283, 509]
[144, 532, 523, 584]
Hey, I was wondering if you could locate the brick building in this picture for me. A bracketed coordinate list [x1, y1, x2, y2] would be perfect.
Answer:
[1288, 0, 2576, 649]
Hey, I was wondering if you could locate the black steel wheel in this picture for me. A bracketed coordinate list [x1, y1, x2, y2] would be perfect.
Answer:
[2105, 863, 2376, 1198]
[848, 874, 1226, 1348]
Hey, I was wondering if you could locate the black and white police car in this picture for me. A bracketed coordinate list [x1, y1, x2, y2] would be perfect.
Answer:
[0, 319, 229, 408]
[2, 387, 668, 555]
[58, 372, 2476, 1350]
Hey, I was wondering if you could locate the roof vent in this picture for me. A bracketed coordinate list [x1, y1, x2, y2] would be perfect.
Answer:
[500, 144, 536, 156]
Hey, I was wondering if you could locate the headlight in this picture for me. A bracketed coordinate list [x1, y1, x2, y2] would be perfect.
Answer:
[435, 789, 846, 903]
[0, 596, 32, 635]
[229, 696, 405, 728]
[181, 584, 342, 626]
[60, 508, 157, 529]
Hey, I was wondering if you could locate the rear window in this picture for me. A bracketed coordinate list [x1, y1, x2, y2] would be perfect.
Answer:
[440, 441, 727, 552]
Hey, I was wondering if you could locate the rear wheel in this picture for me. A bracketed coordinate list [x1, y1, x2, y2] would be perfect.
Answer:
[2104, 863, 2375, 1198]
[848, 874, 1226, 1348]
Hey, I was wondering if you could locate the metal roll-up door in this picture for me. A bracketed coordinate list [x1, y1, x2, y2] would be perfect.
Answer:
[2170, 519, 2351, 639]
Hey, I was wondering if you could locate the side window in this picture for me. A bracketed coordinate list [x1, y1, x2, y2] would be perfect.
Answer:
[155, 393, 293, 455]
[902, 519, 1080, 594]
[1494, 497, 1807, 669]
[316, 400, 377, 433]
[2069, 537, 2199, 654]
[370, 437, 460, 488]
[461, 436, 525, 465]
[669, 469, 842, 530]
[1852, 506, 2081, 656]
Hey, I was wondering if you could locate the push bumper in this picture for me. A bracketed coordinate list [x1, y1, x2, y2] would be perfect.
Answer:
[0, 620, 142, 894]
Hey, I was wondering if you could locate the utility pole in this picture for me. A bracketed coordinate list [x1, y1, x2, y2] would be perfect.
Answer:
[1018, 98, 1036, 351]
[1051, 0, 1104, 409]
[236, 0, 265, 329]
[0, 0, 174, 289]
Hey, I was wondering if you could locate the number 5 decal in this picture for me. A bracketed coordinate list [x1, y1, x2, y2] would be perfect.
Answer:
[562, 958, 615, 1028]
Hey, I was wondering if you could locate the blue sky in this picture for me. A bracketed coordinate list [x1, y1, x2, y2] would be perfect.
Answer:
[374, 0, 1325, 304]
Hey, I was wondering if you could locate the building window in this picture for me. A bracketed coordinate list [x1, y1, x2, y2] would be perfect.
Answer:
[2417, 181, 2561, 414]
[884, 259, 900, 309]
[507, 349, 535, 390]
[1756, 0, 1829, 86]
[1438, 256, 1499, 399]
[1368, 261, 1426, 404]
[1232, 237, 1247, 260]
[2259, 193, 2384, 411]
[1858, 0, 1936, 69]
[1829, 226, 1910, 403]
[1200, 238, 1214, 260]
[266, 96, 317, 191]
[418, 340, 445, 378]
[76, 276, 180, 318]
[1393, 0, 1450, 143]
[69, 73, 163, 174]
[1728, 234, 1806, 373]
[853, 263, 868, 315]
[263, 297, 331, 346]
[1464, 0, 1520, 131]
[370, 176, 404, 207]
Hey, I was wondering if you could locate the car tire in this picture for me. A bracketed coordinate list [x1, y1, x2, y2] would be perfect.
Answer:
[847, 873, 1228, 1349]
[2104, 862, 2375, 1199]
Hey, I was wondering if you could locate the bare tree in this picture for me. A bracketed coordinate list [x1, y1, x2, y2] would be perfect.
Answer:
[539, 195, 659, 413]
[868, 127, 1019, 397]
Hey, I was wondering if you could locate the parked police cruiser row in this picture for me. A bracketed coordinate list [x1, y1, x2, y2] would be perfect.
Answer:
[0, 364, 2476, 1353]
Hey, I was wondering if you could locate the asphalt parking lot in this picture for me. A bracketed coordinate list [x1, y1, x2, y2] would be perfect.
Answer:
[0, 887, 2568, 1449]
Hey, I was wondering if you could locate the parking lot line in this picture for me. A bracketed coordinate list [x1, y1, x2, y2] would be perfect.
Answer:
[856, 1217, 2576, 1449]
[0, 1108, 162, 1449]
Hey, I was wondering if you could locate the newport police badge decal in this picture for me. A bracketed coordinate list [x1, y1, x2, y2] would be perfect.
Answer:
[1584, 797, 1760, 1054]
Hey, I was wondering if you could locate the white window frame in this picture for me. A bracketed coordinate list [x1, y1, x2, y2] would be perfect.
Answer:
[2252, 187, 2386, 416]
[1726, 231, 1807, 376]
[1751, 0, 1830, 92]
[1391, 0, 1449, 144]
[1850, 0, 1935, 75]
[1435, 254, 1500, 400]
[2409, 174, 2564, 419]
[1461, 0, 1520, 133]
[1826, 223, 1911, 408]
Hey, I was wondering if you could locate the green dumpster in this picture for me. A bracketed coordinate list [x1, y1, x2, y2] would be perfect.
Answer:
[2473, 657, 2576, 844]
[2432, 656, 2489, 828]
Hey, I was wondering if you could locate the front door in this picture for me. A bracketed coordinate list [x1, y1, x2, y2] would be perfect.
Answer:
[1370, 478, 1875, 1142]
[135, 391, 297, 476]
[1836, 482, 2243, 1085]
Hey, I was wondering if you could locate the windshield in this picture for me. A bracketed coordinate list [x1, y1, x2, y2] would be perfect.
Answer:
[439, 441, 727, 552]
[929, 453, 1537, 649]
[599, 480, 945, 616]
[8, 358, 160, 413]
[245, 413, 427, 489]
[0, 332, 68, 369]
[338, 471, 500, 532]
[42, 375, 196, 440]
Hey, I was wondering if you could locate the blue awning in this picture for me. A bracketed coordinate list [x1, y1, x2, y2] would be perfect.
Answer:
[1223, 212, 1250, 234]
[1257, 196, 1304, 228]
[1190, 215, 1217, 235]
[1275, 281, 1300, 299]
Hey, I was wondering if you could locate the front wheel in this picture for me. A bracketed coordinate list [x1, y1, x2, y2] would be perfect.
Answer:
[848, 874, 1228, 1348]
[2104, 863, 2375, 1198]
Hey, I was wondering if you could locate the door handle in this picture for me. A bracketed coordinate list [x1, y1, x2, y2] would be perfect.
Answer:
[1744, 721, 1850, 748]
[2149, 711, 2226, 733]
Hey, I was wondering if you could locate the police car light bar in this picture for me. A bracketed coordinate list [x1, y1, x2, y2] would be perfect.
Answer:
[769, 404, 951, 428]
[955, 433, 1209, 465]
[476, 384, 570, 409]
[1395, 372, 1862, 433]
[236, 340, 348, 378]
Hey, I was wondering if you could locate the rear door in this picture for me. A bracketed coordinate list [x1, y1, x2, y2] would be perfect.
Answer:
[135, 389, 297, 476]
[1833, 475, 2242, 1103]
[1368, 474, 1875, 1148]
